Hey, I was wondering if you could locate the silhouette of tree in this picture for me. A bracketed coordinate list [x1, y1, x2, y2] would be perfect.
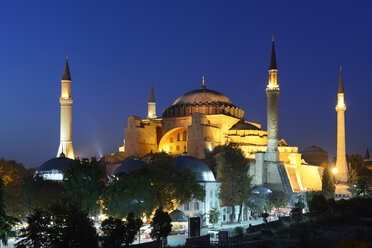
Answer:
[321, 164, 335, 198]
[150, 208, 172, 243]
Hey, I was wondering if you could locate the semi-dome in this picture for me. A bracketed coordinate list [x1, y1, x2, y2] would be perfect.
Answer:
[173, 155, 215, 182]
[35, 156, 74, 181]
[301, 144, 328, 166]
[113, 158, 147, 175]
[163, 86, 244, 119]
[169, 209, 188, 222]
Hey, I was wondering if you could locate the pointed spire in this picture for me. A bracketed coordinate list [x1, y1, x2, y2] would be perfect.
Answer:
[62, 56, 71, 81]
[366, 148, 371, 160]
[338, 66, 344, 93]
[201, 75, 206, 90]
[148, 81, 155, 103]
[269, 34, 277, 70]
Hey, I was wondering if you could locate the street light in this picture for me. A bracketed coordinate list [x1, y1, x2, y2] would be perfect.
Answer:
[332, 167, 338, 174]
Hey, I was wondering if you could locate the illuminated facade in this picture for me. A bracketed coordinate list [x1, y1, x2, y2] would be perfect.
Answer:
[335, 66, 349, 183]
[57, 57, 75, 159]
[112, 38, 323, 193]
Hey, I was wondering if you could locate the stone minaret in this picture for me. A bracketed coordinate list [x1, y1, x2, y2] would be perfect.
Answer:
[335, 66, 349, 183]
[57, 57, 75, 159]
[265, 35, 280, 162]
[147, 81, 157, 119]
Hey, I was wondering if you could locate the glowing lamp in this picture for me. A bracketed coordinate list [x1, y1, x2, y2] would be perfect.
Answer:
[332, 168, 338, 174]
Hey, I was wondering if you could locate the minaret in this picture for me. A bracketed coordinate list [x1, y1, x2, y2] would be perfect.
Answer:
[265, 34, 280, 161]
[57, 57, 75, 159]
[335, 66, 349, 182]
[147, 81, 157, 119]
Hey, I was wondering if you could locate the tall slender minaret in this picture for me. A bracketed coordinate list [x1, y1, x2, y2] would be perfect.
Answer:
[147, 81, 157, 119]
[335, 66, 349, 183]
[57, 57, 75, 159]
[265, 34, 280, 162]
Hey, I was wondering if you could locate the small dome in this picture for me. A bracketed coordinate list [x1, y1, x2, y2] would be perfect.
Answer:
[229, 120, 260, 130]
[37, 157, 74, 173]
[169, 209, 188, 222]
[113, 158, 146, 175]
[172, 88, 233, 106]
[35, 157, 74, 181]
[301, 144, 327, 153]
[301, 144, 328, 166]
[173, 156, 215, 182]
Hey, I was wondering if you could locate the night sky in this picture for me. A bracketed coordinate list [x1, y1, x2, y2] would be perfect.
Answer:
[1, 1, 371, 168]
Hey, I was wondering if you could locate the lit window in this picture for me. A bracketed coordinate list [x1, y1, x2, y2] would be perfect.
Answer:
[176, 146, 180, 151]
[170, 146, 173, 152]
[177, 134, 180, 141]
[170, 137, 173, 143]
[183, 131, 187, 141]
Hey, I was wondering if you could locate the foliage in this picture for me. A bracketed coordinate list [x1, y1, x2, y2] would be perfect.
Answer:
[308, 192, 329, 215]
[261, 212, 269, 223]
[101, 213, 143, 248]
[0, 177, 19, 246]
[63, 158, 105, 216]
[247, 195, 267, 213]
[266, 190, 288, 213]
[0, 158, 28, 217]
[16, 204, 98, 248]
[21, 173, 67, 216]
[150, 208, 172, 242]
[216, 144, 251, 222]
[294, 194, 306, 210]
[321, 164, 335, 198]
[208, 207, 220, 227]
[354, 167, 372, 198]
[103, 174, 156, 219]
[234, 226, 243, 237]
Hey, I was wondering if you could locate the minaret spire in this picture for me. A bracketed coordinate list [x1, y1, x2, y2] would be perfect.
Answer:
[335, 66, 349, 183]
[266, 35, 280, 161]
[57, 57, 75, 159]
[201, 75, 206, 90]
[147, 81, 157, 119]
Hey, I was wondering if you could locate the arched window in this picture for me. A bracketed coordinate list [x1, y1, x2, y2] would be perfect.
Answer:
[194, 202, 199, 211]
[177, 134, 180, 141]
[170, 137, 173, 143]
[183, 131, 187, 141]
[184, 203, 189, 211]
[176, 146, 180, 151]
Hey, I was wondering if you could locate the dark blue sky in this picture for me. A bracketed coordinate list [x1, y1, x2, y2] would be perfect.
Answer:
[1, 1, 371, 168]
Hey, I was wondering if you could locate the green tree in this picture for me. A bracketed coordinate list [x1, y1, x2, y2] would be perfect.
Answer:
[247, 195, 267, 214]
[354, 167, 372, 198]
[63, 158, 105, 216]
[321, 164, 335, 198]
[103, 173, 157, 218]
[216, 144, 251, 222]
[294, 195, 306, 210]
[101, 213, 143, 248]
[15, 209, 52, 248]
[0, 158, 28, 217]
[0, 177, 19, 246]
[308, 192, 329, 215]
[267, 190, 288, 214]
[150, 208, 172, 244]
[208, 207, 220, 228]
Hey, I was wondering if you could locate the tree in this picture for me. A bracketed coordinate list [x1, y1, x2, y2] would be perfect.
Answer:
[63, 158, 105, 216]
[266, 190, 288, 214]
[321, 164, 335, 198]
[0, 158, 28, 217]
[354, 167, 372, 198]
[103, 173, 157, 219]
[247, 195, 267, 214]
[17, 204, 98, 248]
[216, 144, 251, 223]
[308, 192, 329, 215]
[101, 213, 142, 248]
[294, 195, 306, 211]
[208, 208, 220, 228]
[0, 177, 19, 246]
[15, 210, 52, 248]
[150, 208, 172, 244]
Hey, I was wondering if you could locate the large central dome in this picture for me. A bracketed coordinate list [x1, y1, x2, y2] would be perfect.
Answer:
[172, 88, 233, 106]
[162, 85, 244, 119]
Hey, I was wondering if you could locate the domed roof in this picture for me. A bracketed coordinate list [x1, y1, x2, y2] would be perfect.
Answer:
[114, 158, 147, 175]
[36, 156, 74, 173]
[173, 156, 215, 182]
[251, 186, 272, 195]
[301, 144, 327, 153]
[169, 209, 188, 222]
[172, 88, 233, 106]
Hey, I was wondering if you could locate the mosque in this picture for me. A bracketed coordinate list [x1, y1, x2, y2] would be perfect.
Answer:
[35, 36, 352, 224]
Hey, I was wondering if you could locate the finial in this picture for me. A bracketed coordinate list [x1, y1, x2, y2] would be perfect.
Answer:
[201, 75, 206, 89]
[340, 65, 342, 71]
[272, 33, 275, 42]
[202, 75, 205, 86]
[66, 55, 68, 60]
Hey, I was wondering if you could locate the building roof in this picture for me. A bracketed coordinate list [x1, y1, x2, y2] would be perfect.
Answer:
[173, 155, 215, 182]
[269, 35, 277, 70]
[252, 186, 272, 195]
[338, 66, 344, 93]
[62, 57, 71, 81]
[36, 156, 74, 173]
[169, 209, 188, 222]
[113, 158, 147, 175]
[172, 88, 233, 106]
[149, 82, 155, 103]
[229, 120, 260, 130]
[301, 144, 327, 154]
